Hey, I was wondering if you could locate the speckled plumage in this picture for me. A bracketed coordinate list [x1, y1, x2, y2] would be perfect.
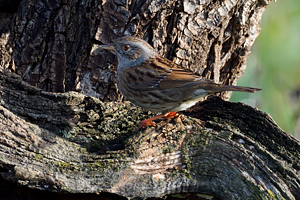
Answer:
[116, 56, 211, 113]
[99, 36, 261, 127]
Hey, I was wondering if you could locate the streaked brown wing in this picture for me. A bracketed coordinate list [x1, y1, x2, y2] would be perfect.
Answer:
[124, 56, 213, 90]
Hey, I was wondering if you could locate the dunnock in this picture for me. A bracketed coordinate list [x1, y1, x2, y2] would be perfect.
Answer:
[98, 36, 261, 128]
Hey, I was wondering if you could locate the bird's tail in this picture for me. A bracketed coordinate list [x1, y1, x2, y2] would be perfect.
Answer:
[207, 85, 261, 93]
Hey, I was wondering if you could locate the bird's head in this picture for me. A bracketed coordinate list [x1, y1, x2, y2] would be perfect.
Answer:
[98, 36, 157, 69]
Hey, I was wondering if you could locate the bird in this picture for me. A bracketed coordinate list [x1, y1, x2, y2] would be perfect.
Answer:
[98, 36, 261, 128]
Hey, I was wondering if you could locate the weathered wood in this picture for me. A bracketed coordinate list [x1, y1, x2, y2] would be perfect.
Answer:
[1, 0, 298, 199]
[0, 68, 300, 199]
[1, 0, 267, 100]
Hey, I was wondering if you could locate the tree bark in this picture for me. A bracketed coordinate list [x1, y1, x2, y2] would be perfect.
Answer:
[1, 68, 300, 200]
[1, 0, 266, 100]
[1, 0, 298, 200]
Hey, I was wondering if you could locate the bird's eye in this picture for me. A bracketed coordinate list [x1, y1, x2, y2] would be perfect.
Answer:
[122, 44, 130, 50]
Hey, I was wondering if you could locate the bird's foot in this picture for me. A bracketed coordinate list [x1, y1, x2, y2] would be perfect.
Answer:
[138, 119, 156, 129]
[138, 112, 178, 129]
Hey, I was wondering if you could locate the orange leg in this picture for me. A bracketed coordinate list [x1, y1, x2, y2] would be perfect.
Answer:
[164, 111, 178, 119]
[139, 112, 178, 128]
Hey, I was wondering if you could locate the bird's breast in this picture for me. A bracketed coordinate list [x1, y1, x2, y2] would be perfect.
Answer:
[116, 70, 209, 113]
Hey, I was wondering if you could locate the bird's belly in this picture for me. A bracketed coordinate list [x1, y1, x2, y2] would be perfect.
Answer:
[171, 97, 204, 112]
[117, 85, 180, 112]
[124, 90, 179, 112]
[117, 76, 209, 113]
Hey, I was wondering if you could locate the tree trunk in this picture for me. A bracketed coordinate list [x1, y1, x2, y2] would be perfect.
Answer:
[1, 0, 265, 100]
[1, 0, 298, 199]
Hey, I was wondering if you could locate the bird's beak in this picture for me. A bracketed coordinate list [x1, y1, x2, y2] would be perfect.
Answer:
[91, 44, 116, 55]
[98, 44, 116, 51]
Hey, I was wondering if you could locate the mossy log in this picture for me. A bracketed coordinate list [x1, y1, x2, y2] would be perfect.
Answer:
[0, 69, 300, 200]
[1, 0, 299, 199]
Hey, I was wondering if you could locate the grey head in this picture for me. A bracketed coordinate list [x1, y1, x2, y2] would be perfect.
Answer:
[99, 36, 157, 69]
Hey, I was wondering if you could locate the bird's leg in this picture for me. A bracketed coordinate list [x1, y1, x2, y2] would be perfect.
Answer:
[164, 111, 178, 119]
[139, 112, 178, 128]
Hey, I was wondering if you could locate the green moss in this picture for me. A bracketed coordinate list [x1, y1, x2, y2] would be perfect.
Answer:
[266, 189, 276, 199]
[196, 193, 214, 199]
[33, 153, 44, 161]
[170, 194, 187, 198]
[265, 189, 285, 200]
[79, 147, 87, 154]
[56, 161, 79, 172]
[86, 162, 106, 170]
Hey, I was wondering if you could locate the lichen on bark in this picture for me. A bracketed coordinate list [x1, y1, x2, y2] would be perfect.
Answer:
[0, 68, 299, 199]
[1, 0, 299, 199]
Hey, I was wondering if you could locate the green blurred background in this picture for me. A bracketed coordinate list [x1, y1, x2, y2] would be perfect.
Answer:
[231, 0, 300, 138]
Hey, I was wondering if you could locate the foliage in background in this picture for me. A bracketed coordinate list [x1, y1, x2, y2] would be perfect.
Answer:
[231, 0, 300, 138]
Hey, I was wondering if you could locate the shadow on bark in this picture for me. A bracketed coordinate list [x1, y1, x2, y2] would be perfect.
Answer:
[0, 69, 300, 199]
[1, 0, 299, 199]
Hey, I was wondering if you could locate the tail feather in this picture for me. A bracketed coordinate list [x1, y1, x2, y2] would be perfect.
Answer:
[207, 85, 261, 93]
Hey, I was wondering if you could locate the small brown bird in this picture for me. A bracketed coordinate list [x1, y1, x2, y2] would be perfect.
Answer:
[98, 36, 261, 128]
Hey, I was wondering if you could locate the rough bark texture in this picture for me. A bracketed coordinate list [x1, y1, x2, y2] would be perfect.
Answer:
[1, 0, 297, 199]
[0, 68, 300, 200]
[1, 0, 266, 101]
